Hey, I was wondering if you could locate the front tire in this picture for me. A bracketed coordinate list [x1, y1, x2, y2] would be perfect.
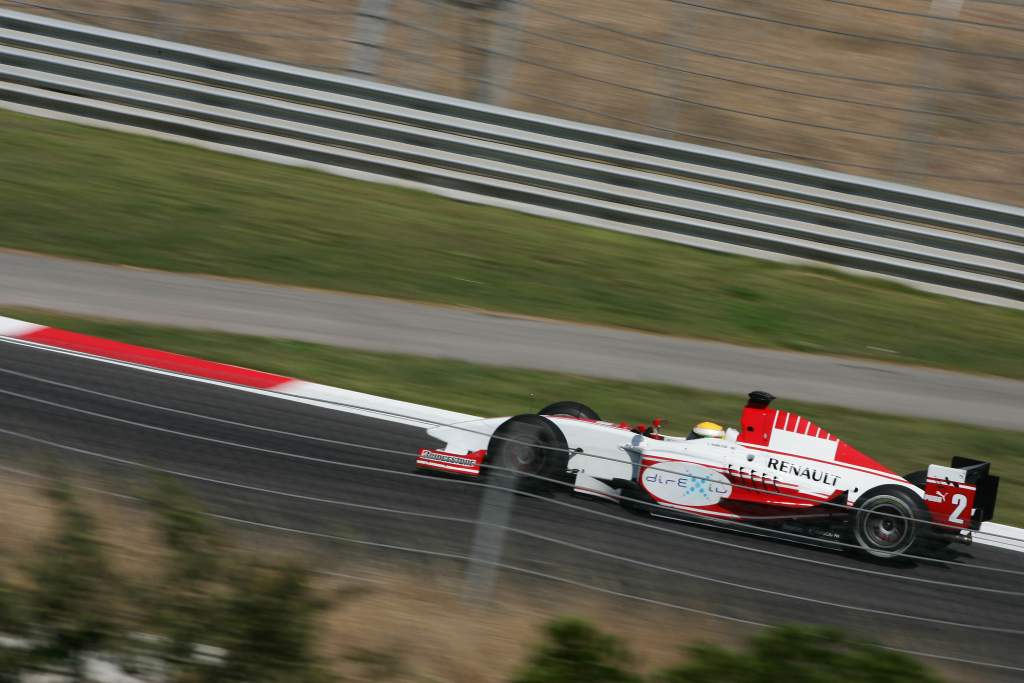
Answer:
[487, 414, 569, 491]
[852, 487, 930, 559]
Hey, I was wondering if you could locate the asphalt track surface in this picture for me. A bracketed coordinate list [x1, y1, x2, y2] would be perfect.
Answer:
[1, 341, 1023, 680]
[2, 250, 1024, 429]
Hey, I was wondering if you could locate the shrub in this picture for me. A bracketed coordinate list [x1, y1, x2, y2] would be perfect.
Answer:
[0, 576, 29, 681]
[148, 478, 227, 665]
[212, 563, 332, 683]
[24, 482, 120, 680]
[512, 617, 640, 683]
[654, 624, 945, 683]
[148, 481, 333, 683]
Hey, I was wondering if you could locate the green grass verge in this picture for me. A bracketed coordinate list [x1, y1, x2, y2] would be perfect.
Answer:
[4, 306, 1021, 527]
[2, 109, 1023, 379]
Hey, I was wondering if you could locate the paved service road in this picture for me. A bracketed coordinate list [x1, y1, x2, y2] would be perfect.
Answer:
[0, 342, 1021, 681]
[1, 250, 1022, 429]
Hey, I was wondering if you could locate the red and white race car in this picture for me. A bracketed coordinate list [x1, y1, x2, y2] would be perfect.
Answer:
[417, 391, 999, 558]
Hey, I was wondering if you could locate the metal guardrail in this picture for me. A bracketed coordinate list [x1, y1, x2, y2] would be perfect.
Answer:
[2, 8, 1023, 305]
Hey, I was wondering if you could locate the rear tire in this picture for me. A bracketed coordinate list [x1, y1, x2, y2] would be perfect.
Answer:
[852, 487, 930, 559]
[538, 401, 601, 421]
[487, 415, 569, 491]
[899, 470, 953, 556]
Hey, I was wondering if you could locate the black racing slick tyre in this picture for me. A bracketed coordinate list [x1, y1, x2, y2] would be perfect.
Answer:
[538, 401, 601, 421]
[852, 487, 930, 559]
[487, 414, 569, 491]
[899, 470, 954, 556]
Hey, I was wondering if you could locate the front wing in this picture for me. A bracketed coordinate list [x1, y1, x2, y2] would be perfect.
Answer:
[416, 448, 486, 476]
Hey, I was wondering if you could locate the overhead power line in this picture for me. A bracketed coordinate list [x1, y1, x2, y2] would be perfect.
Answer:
[1, 361, 1020, 560]
[823, 0, 1024, 32]
[667, 0, 1024, 62]
[495, 17, 1024, 128]
[7, 0, 1024, 182]
[388, 16, 1024, 154]
[11, 461, 1021, 672]
[360, 49, 918, 176]
[160, 0, 355, 13]
[2, 425, 1022, 633]
[516, 0, 1024, 101]
[0, 0, 352, 40]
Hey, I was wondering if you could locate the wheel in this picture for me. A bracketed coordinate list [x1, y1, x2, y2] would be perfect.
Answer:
[852, 487, 930, 559]
[487, 414, 569, 491]
[538, 401, 601, 421]
[897, 472, 954, 556]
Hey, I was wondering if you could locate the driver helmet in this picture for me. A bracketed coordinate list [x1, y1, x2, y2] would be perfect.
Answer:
[689, 421, 725, 439]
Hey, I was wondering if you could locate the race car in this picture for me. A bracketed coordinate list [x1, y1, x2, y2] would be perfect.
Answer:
[416, 391, 1000, 558]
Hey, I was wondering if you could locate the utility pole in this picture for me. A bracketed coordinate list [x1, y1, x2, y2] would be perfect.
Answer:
[348, 0, 395, 80]
[897, 0, 964, 181]
[462, 470, 517, 604]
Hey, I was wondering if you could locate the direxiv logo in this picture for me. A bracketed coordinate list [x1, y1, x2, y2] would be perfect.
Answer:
[766, 457, 839, 487]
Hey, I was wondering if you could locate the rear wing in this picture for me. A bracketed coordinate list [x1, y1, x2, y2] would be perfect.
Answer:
[924, 457, 999, 531]
[952, 456, 999, 526]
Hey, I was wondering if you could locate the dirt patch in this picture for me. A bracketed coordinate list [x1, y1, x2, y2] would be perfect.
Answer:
[8, 0, 1024, 205]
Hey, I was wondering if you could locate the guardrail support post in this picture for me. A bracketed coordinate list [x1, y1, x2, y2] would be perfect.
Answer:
[897, 0, 963, 180]
[348, 0, 394, 80]
[157, 0, 184, 43]
[409, 0, 444, 92]
[462, 471, 517, 604]
[476, 0, 527, 106]
[649, 0, 693, 134]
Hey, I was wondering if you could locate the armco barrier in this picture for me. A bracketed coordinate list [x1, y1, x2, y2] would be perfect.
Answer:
[2, 8, 1024, 305]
